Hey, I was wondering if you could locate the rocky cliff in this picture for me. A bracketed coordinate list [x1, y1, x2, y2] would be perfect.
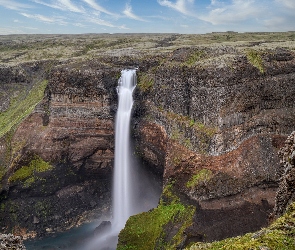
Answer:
[0, 61, 120, 237]
[273, 131, 295, 217]
[0, 33, 295, 247]
[186, 131, 295, 250]
[123, 45, 295, 247]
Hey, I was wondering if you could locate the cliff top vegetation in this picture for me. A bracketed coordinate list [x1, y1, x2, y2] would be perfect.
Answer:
[1, 32, 295, 66]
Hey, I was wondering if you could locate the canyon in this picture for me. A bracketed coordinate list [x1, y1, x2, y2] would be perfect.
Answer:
[0, 32, 295, 249]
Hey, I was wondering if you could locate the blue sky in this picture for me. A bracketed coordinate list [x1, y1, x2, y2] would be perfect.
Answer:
[0, 0, 294, 34]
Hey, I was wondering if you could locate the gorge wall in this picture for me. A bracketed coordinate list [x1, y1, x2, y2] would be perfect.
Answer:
[0, 61, 120, 237]
[122, 46, 295, 247]
[0, 35, 295, 248]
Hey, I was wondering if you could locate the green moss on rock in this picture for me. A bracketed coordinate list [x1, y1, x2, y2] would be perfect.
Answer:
[8, 155, 53, 187]
[184, 50, 205, 66]
[186, 169, 213, 189]
[0, 79, 48, 138]
[246, 49, 265, 73]
[187, 202, 295, 250]
[137, 73, 154, 92]
[118, 183, 195, 250]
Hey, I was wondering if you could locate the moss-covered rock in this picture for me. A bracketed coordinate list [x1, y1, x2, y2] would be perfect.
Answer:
[117, 183, 195, 250]
[186, 169, 213, 189]
[8, 155, 53, 187]
[0, 79, 48, 138]
[246, 49, 265, 73]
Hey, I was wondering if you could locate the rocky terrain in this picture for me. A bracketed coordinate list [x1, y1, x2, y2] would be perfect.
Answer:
[274, 131, 295, 217]
[0, 32, 295, 248]
[186, 130, 295, 250]
[0, 233, 26, 249]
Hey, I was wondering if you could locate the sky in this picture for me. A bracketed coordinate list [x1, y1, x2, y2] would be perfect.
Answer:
[0, 0, 295, 35]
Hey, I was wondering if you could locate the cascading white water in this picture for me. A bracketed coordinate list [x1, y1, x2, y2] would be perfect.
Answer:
[112, 69, 137, 231]
[84, 69, 160, 250]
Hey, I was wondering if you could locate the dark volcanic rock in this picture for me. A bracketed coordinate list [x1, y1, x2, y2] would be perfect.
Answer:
[273, 131, 295, 217]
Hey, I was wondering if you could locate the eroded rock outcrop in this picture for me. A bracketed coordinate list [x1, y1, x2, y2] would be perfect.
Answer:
[273, 131, 295, 217]
[0, 233, 26, 250]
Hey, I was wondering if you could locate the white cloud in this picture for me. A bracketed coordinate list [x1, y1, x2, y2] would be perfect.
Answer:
[123, 3, 147, 21]
[85, 16, 116, 27]
[118, 25, 129, 30]
[263, 15, 295, 31]
[264, 16, 285, 27]
[74, 23, 86, 27]
[84, 11, 132, 29]
[210, 0, 219, 6]
[82, 0, 115, 16]
[157, 0, 195, 15]
[32, 0, 84, 13]
[200, 0, 261, 25]
[0, 0, 32, 10]
[21, 12, 67, 25]
[23, 26, 39, 30]
[59, 0, 83, 12]
[276, 0, 295, 9]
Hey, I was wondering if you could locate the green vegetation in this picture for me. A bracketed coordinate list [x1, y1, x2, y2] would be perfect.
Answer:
[185, 50, 205, 66]
[195, 122, 216, 138]
[187, 202, 295, 250]
[8, 155, 53, 187]
[186, 169, 213, 189]
[246, 49, 265, 73]
[118, 183, 195, 250]
[165, 111, 217, 153]
[1, 32, 295, 65]
[167, 112, 216, 138]
[137, 73, 154, 92]
[0, 80, 48, 138]
[171, 127, 181, 140]
[35, 200, 51, 218]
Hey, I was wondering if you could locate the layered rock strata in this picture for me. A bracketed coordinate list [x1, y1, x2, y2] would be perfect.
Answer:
[0, 43, 295, 244]
[0, 62, 119, 237]
[124, 46, 295, 246]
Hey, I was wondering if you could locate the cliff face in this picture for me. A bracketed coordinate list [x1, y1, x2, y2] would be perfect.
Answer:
[186, 132, 295, 250]
[273, 131, 295, 217]
[0, 62, 120, 237]
[0, 34, 295, 244]
[122, 46, 295, 246]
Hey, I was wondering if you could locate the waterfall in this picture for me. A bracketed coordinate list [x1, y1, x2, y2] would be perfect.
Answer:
[83, 69, 160, 250]
[112, 69, 137, 230]
[24, 69, 160, 250]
